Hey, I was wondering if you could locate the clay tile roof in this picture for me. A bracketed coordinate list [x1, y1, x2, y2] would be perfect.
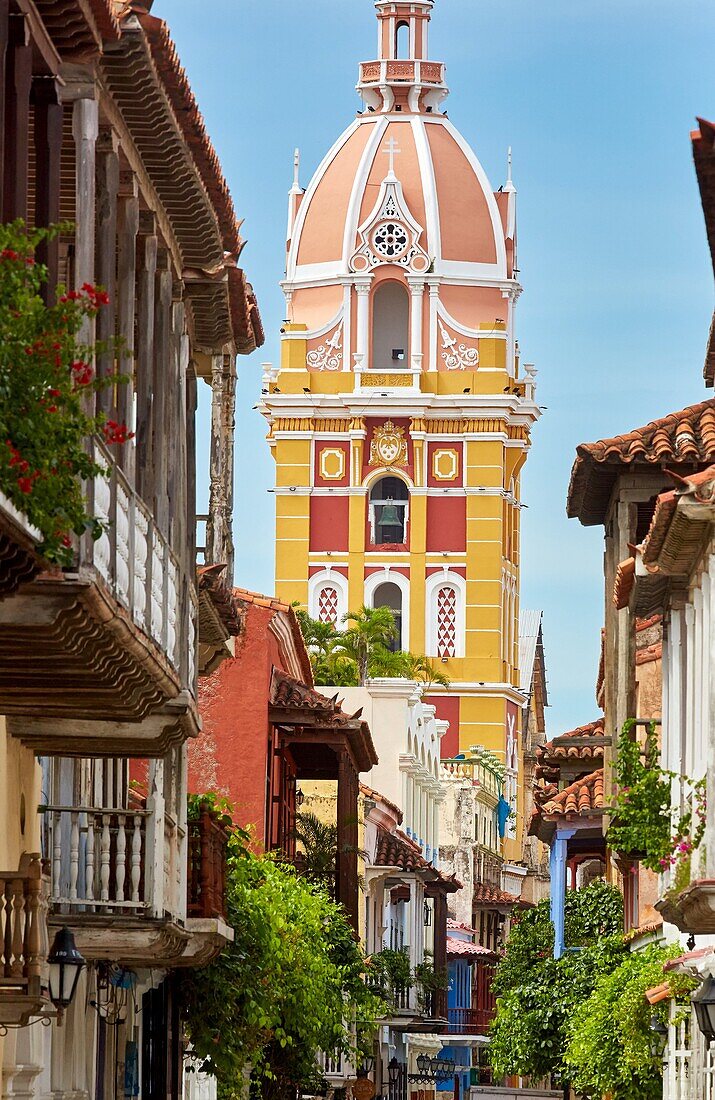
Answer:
[472, 882, 519, 908]
[198, 565, 241, 636]
[233, 587, 313, 687]
[664, 945, 715, 973]
[636, 641, 662, 666]
[33, 0, 122, 57]
[539, 769, 606, 818]
[137, 11, 241, 256]
[537, 719, 607, 766]
[636, 614, 663, 632]
[693, 119, 715, 385]
[360, 783, 403, 824]
[447, 918, 479, 934]
[640, 466, 715, 577]
[447, 937, 497, 960]
[613, 557, 636, 610]
[374, 828, 461, 890]
[567, 399, 715, 526]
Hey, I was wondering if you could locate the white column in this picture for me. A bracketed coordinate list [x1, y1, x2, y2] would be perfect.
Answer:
[408, 277, 425, 376]
[72, 96, 98, 345]
[427, 280, 439, 371]
[699, 558, 712, 875]
[354, 277, 372, 372]
[341, 279, 352, 371]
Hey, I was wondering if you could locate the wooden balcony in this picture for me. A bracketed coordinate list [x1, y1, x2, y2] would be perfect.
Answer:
[447, 1006, 495, 1035]
[0, 489, 42, 599]
[1, 444, 199, 756]
[43, 788, 232, 968]
[657, 880, 715, 934]
[0, 855, 50, 1027]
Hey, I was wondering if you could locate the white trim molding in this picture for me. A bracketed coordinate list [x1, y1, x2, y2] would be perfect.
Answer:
[309, 568, 349, 628]
[425, 570, 466, 659]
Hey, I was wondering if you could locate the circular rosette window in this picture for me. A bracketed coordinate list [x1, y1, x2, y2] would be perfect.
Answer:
[372, 220, 409, 260]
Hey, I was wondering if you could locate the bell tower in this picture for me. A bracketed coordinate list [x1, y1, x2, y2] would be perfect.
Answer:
[262, 0, 540, 864]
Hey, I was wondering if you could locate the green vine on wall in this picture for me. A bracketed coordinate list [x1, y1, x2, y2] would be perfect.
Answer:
[607, 720, 707, 877]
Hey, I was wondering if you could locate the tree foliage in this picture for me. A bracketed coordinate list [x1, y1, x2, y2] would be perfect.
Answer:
[0, 221, 125, 563]
[489, 882, 626, 1083]
[179, 820, 381, 1100]
[294, 606, 450, 690]
[564, 943, 698, 1100]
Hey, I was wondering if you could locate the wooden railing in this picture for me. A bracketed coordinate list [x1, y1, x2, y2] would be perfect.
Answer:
[0, 855, 48, 1016]
[85, 441, 197, 689]
[187, 812, 230, 921]
[447, 1005, 495, 1034]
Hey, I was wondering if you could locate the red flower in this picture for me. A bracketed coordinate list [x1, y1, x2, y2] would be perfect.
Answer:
[61, 534, 72, 549]
[1, 249, 19, 261]
[17, 477, 33, 494]
[103, 419, 134, 445]
[71, 361, 94, 386]
[59, 290, 81, 303]
[47, 388, 62, 398]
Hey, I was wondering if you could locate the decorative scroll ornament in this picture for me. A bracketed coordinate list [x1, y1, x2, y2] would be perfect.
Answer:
[350, 177, 430, 275]
[369, 421, 408, 468]
[306, 323, 343, 371]
[439, 320, 479, 371]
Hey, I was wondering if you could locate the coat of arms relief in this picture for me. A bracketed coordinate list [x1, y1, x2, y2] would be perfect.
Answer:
[369, 421, 408, 468]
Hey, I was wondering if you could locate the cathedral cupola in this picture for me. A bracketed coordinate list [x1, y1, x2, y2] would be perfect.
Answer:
[358, 0, 448, 115]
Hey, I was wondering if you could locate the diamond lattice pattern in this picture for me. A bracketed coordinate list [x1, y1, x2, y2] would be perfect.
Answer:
[318, 587, 339, 625]
[437, 587, 457, 658]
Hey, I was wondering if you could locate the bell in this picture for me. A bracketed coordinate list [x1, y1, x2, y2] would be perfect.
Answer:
[379, 499, 401, 526]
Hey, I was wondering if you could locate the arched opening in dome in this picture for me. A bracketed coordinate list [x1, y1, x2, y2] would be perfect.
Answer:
[372, 581, 403, 652]
[369, 476, 409, 546]
[371, 281, 409, 371]
[395, 21, 410, 60]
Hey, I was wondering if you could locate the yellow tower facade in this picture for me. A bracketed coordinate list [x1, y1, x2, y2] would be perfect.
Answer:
[262, 0, 539, 861]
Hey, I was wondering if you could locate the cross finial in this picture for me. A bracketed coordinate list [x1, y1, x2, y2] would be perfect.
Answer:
[293, 148, 301, 189]
[384, 135, 401, 178]
[507, 146, 512, 185]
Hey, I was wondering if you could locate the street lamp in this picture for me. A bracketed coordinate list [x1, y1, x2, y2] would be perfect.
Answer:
[48, 927, 85, 1023]
[388, 1057, 401, 1085]
[692, 976, 715, 1041]
[648, 1015, 668, 1061]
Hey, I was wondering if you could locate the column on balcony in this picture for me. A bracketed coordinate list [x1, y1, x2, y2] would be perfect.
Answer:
[136, 212, 158, 505]
[152, 250, 172, 533]
[116, 175, 139, 481]
[72, 91, 99, 347]
[427, 883, 450, 1021]
[3, 12, 31, 222]
[336, 747, 360, 931]
[96, 130, 120, 418]
[550, 827, 576, 960]
[32, 76, 63, 302]
[207, 350, 237, 580]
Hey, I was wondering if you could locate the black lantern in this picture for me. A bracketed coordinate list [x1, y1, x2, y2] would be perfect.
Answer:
[48, 927, 85, 1021]
[416, 1053, 429, 1076]
[388, 1057, 401, 1084]
[295, 787, 305, 810]
[648, 1014, 668, 1061]
[692, 976, 715, 1041]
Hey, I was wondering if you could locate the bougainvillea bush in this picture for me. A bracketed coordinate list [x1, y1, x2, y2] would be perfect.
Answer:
[0, 221, 127, 564]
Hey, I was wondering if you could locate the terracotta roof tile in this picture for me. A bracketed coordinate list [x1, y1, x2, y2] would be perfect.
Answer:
[636, 614, 663, 632]
[539, 769, 605, 818]
[614, 557, 636, 610]
[641, 466, 715, 575]
[664, 945, 715, 973]
[447, 937, 497, 960]
[635, 642, 662, 666]
[537, 719, 607, 767]
[374, 828, 461, 890]
[360, 783, 403, 824]
[233, 587, 313, 687]
[198, 565, 241, 636]
[472, 882, 519, 907]
[447, 918, 479, 934]
[568, 399, 715, 525]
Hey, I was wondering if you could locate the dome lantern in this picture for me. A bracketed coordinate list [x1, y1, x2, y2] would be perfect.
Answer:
[358, 0, 448, 115]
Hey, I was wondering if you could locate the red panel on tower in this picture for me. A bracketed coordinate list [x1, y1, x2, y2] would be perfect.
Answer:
[315, 442, 350, 487]
[424, 695, 461, 759]
[310, 495, 349, 552]
[426, 496, 466, 552]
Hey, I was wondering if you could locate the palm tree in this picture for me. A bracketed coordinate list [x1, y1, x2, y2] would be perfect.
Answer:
[293, 811, 338, 890]
[401, 653, 451, 690]
[336, 605, 398, 685]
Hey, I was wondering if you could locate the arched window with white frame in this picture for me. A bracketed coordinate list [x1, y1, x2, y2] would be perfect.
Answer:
[425, 572, 466, 659]
[309, 570, 348, 628]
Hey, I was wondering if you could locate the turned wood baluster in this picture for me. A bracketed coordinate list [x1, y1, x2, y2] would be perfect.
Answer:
[25, 861, 42, 984]
[85, 813, 96, 907]
[116, 813, 126, 903]
[69, 811, 79, 902]
[100, 814, 111, 902]
[131, 816, 142, 904]
[199, 813, 211, 918]
[52, 811, 62, 901]
[1, 878, 9, 977]
[10, 877, 24, 977]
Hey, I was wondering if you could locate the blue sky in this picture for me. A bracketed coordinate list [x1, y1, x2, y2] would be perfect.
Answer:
[155, 0, 715, 735]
